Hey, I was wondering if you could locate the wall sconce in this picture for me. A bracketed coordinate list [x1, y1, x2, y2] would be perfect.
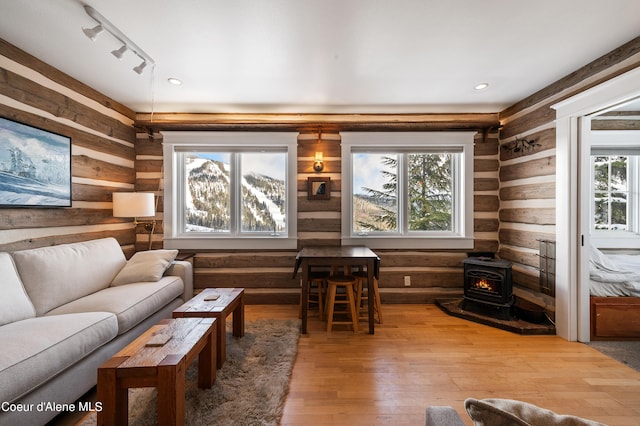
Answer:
[113, 192, 156, 250]
[313, 151, 324, 172]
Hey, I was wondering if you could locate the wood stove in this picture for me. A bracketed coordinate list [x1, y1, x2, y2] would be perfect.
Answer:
[462, 257, 514, 320]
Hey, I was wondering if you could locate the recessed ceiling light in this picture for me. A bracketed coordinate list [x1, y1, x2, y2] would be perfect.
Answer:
[474, 82, 489, 91]
[168, 77, 182, 85]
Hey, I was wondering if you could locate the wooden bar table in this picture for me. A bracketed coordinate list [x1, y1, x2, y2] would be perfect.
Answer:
[294, 246, 379, 334]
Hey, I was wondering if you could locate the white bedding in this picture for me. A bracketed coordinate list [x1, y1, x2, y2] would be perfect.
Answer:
[590, 246, 640, 297]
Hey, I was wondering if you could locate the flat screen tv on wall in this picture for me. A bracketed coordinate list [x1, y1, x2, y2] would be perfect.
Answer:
[0, 116, 72, 207]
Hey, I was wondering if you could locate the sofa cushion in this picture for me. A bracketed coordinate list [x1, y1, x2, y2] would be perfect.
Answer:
[46, 276, 183, 334]
[0, 312, 117, 403]
[12, 238, 127, 315]
[111, 249, 178, 286]
[0, 253, 35, 326]
[464, 398, 606, 426]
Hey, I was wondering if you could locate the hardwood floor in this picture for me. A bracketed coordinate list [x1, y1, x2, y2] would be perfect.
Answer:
[250, 304, 640, 426]
[50, 303, 640, 425]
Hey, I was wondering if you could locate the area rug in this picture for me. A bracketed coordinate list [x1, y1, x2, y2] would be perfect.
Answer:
[80, 318, 300, 426]
[588, 340, 640, 372]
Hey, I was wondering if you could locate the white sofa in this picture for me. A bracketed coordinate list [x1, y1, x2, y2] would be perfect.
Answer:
[0, 237, 193, 426]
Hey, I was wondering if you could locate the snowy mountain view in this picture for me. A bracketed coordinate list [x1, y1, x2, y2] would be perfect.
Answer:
[0, 118, 71, 207]
[184, 155, 286, 233]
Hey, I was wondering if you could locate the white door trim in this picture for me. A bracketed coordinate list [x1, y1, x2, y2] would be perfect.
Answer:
[552, 66, 640, 341]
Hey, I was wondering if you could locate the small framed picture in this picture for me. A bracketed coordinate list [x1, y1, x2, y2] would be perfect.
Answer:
[307, 177, 330, 200]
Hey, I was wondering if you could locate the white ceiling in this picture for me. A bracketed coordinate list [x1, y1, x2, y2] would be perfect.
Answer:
[1, 0, 640, 114]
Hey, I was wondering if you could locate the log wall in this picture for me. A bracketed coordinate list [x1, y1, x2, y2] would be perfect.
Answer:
[498, 35, 640, 313]
[0, 40, 138, 256]
[139, 129, 500, 303]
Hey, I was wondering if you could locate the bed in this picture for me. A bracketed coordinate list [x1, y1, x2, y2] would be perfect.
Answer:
[589, 246, 640, 340]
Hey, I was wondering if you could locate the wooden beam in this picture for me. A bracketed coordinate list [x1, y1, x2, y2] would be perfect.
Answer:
[135, 112, 500, 132]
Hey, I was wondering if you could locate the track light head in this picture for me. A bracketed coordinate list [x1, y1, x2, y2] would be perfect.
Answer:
[82, 24, 103, 41]
[133, 60, 147, 75]
[111, 45, 128, 59]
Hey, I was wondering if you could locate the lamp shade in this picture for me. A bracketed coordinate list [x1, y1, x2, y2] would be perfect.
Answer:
[112, 192, 155, 217]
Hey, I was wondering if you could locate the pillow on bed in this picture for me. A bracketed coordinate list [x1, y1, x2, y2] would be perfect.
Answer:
[589, 246, 619, 272]
[111, 249, 178, 286]
[464, 398, 605, 426]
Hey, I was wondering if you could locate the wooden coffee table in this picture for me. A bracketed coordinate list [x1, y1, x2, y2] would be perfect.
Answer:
[173, 287, 245, 369]
[97, 317, 216, 426]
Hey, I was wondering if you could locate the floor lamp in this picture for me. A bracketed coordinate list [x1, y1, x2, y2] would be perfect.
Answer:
[112, 192, 156, 250]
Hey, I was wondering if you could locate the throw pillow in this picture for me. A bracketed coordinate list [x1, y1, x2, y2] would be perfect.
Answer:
[465, 398, 606, 426]
[0, 253, 36, 326]
[111, 249, 178, 286]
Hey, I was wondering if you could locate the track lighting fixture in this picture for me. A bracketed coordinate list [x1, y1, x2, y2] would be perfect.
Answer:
[133, 61, 147, 75]
[111, 44, 127, 59]
[82, 24, 103, 41]
[81, 5, 154, 75]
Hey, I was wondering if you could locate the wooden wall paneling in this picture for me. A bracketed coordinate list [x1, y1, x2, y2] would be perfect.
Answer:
[499, 246, 540, 269]
[73, 182, 123, 202]
[499, 156, 556, 182]
[136, 158, 163, 173]
[591, 118, 640, 130]
[381, 269, 462, 288]
[0, 68, 134, 141]
[499, 103, 557, 140]
[474, 178, 499, 191]
[499, 128, 556, 162]
[500, 182, 555, 200]
[474, 195, 500, 212]
[194, 269, 298, 289]
[512, 268, 541, 292]
[474, 135, 499, 156]
[376, 251, 467, 267]
[474, 159, 499, 172]
[298, 218, 341, 233]
[499, 208, 556, 225]
[195, 252, 297, 268]
[135, 135, 164, 156]
[499, 228, 555, 251]
[0, 228, 134, 253]
[73, 155, 135, 183]
[297, 195, 341, 213]
[0, 208, 123, 229]
[474, 218, 499, 232]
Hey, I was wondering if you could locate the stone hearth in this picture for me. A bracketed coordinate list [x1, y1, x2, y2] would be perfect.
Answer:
[435, 297, 556, 335]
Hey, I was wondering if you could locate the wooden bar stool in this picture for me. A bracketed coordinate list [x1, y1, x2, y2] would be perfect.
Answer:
[299, 271, 329, 319]
[353, 271, 383, 324]
[325, 275, 359, 332]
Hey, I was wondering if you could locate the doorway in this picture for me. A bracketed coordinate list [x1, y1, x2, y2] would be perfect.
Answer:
[552, 67, 640, 341]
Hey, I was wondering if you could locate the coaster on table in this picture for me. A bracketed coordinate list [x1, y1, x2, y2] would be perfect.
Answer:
[204, 293, 220, 301]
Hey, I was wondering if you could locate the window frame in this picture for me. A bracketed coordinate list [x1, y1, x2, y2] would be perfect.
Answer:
[341, 132, 475, 249]
[590, 130, 640, 248]
[162, 131, 298, 250]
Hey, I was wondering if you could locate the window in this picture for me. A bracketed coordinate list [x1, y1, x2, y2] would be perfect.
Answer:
[162, 132, 297, 250]
[590, 130, 640, 247]
[592, 155, 631, 231]
[341, 132, 475, 249]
